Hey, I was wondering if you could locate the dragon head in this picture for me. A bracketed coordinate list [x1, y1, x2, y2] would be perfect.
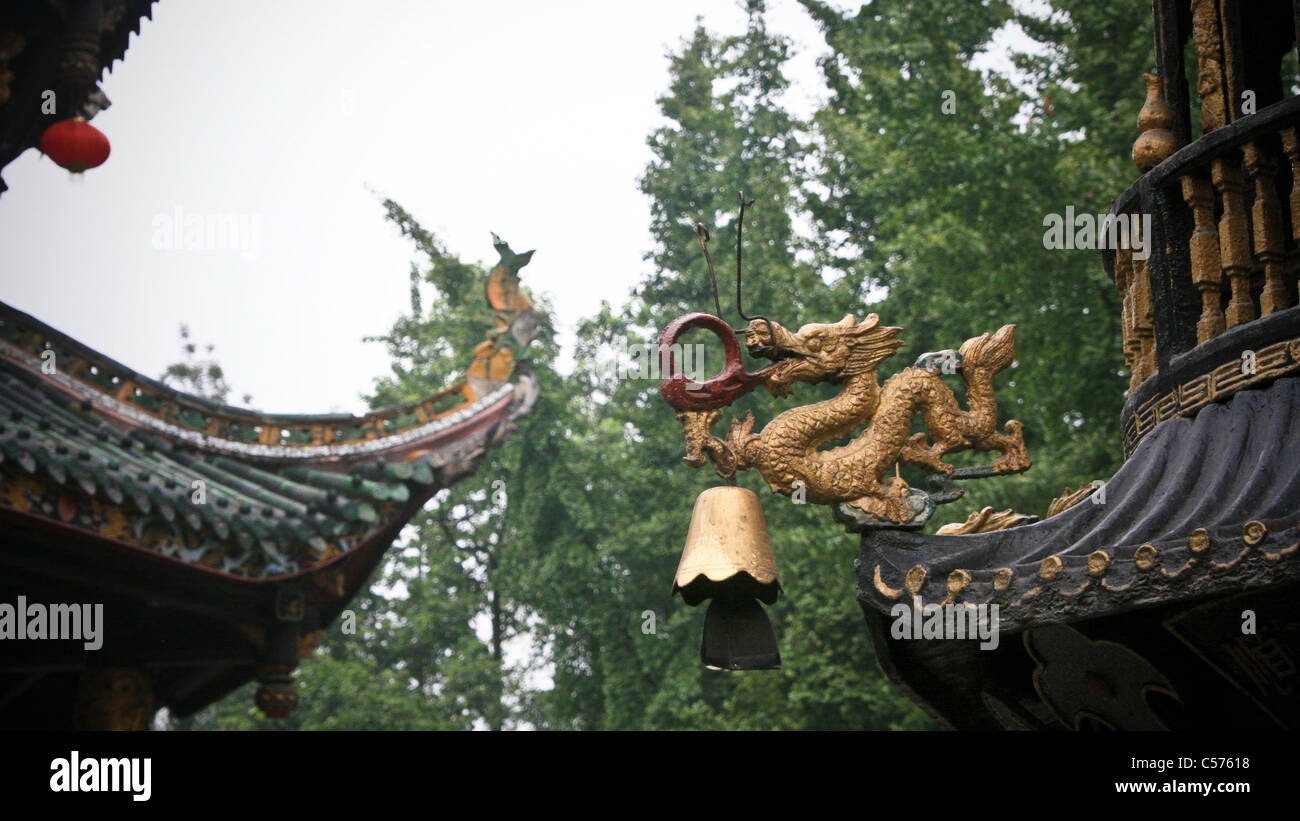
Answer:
[745, 313, 903, 395]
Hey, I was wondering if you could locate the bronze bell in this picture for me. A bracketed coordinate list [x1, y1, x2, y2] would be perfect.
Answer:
[672, 486, 782, 670]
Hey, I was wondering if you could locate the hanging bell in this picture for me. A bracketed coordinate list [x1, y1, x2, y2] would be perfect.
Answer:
[672, 486, 782, 671]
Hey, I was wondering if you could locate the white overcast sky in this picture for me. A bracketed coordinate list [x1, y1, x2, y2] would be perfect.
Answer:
[0, 0, 848, 415]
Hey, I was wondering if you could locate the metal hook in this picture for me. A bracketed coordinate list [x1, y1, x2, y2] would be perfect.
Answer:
[695, 222, 725, 320]
[692, 192, 775, 346]
[734, 192, 775, 345]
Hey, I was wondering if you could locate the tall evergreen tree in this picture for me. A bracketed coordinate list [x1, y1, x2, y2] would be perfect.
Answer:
[522, 0, 931, 729]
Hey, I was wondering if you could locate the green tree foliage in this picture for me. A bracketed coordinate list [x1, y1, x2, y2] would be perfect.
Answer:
[159, 325, 252, 406]
[1012, 0, 1159, 203]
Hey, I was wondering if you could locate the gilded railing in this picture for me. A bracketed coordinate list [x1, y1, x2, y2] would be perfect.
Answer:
[1109, 0, 1300, 455]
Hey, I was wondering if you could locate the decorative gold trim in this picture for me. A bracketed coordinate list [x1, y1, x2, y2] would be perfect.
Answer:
[1182, 174, 1226, 343]
[946, 569, 971, 595]
[1039, 556, 1063, 581]
[1116, 248, 1139, 380]
[1134, 544, 1158, 569]
[1189, 527, 1210, 553]
[1160, 559, 1197, 578]
[904, 565, 927, 594]
[1211, 546, 1251, 570]
[1260, 542, 1298, 561]
[993, 568, 1013, 591]
[1243, 143, 1290, 315]
[1061, 579, 1092, 597]
[1046, 483, 1098, 518]
[1214, 154, 1256, 329]
[940, 569, 972, 605]
[1190, 0, 1228, 133]
[872, 564, 904, 600]
[1131, 252, 1157, 387]
[1087, 550, 1111, 576]
[1014, 586, 1042, 605]
[1123, 335, 1300, 455]
[1242, 520, 1267, 545]
[937, 506, 1035, 535]
[1102, 577, 1134, 592]
[1133, 74, 1178, 171]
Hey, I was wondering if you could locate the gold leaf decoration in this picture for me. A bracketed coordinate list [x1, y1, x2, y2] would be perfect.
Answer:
[937, 506, 1037, 535]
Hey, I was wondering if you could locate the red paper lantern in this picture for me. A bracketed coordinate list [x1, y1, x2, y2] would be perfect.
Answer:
[39, 116, 111, 173]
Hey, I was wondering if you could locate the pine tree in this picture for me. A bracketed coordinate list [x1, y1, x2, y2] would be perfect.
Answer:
[528, 0, 932, 729]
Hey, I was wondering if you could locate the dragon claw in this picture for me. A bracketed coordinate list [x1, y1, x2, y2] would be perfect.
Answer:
[840, 485, 934, 529]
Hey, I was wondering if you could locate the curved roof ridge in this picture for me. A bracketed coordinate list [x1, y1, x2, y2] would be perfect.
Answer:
[0, 298, 529, 461]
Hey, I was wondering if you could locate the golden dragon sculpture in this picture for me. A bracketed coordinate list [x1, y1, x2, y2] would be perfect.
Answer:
[660, 311, 1030, 527]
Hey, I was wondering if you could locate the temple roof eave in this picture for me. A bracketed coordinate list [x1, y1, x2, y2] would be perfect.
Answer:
[0, 301, 525, 465]
[858, 377, 1300, 634]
